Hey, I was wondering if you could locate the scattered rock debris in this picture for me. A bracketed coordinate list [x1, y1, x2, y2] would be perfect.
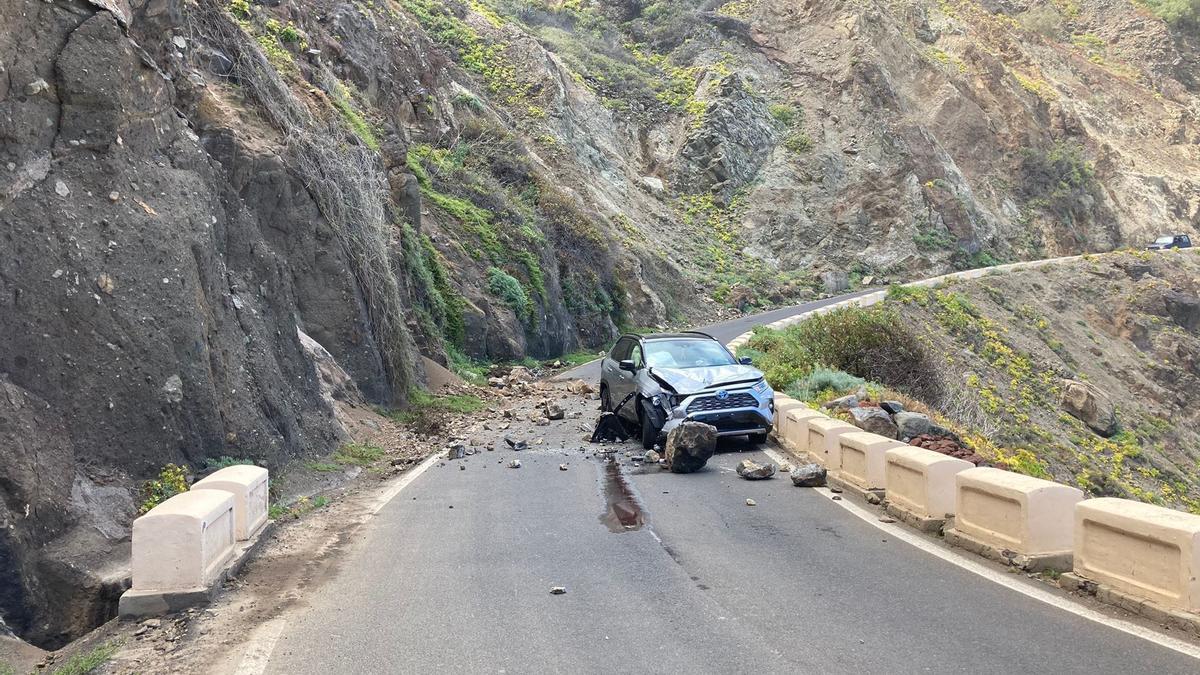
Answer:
[745, 498, 757, 506]
[508, 459, 522, 469]
[736, 459, 776, 480]
[550, 586, 566, 595]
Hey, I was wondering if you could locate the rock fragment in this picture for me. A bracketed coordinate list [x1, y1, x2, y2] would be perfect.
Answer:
[789, 463, 827, 487]
[736, 459, 776, 480]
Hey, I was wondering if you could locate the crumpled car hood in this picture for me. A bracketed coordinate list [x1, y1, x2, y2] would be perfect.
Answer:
[650, 364, 763, 394]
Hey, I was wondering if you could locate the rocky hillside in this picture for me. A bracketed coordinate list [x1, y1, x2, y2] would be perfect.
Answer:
[749, 249, 1200, 513]
[2, 0, 1199, 651]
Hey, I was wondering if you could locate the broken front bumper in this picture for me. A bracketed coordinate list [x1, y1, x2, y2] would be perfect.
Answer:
[658, 385, 775, 437]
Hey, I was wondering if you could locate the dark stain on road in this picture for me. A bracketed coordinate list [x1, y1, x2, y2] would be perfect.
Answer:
[600, 459, 645, 532]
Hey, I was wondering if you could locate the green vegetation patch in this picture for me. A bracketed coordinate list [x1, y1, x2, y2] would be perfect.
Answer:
[387, 389, 489, 431]
[49, 641, 120, 675]
[333, 442, 386, 466]
[138, 463, 188, 514]
[745, 304, 936, 399]
[269, 495, 330, 520]
[1137, 0, 1200, 26]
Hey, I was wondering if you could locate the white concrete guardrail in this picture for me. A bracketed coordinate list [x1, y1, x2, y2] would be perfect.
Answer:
[833, 431, 907, 495]
[737, 249, 1200, 631]
[1072, 499, 1200, 615]
[806, 417, 858, 468]
[944, 467, 1083, 572]
[884, 447, 974, 532]
[118, 465, 271, 618]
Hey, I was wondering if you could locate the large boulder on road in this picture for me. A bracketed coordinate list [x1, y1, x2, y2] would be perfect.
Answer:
[665, 422, 718, 473]
[1061, 380, 1118, 437]
[736, 459, 776, 480]
[790, 464, 827, 487]
[848, 406, 899, 438]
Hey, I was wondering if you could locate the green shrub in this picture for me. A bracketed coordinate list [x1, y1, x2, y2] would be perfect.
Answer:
[487, 266, 529, 313]
[746, 305, 940, 400]
[139, 464, 188, 514]
[788, 367, 866, 402]
[1138, 0, 1200, 25]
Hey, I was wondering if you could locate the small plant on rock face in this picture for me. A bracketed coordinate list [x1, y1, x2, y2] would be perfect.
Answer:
[139, 463, 189, 514]
[487, 266, 530, 314]
[783, 130, 813, 153]
[768, 103, 798, 125]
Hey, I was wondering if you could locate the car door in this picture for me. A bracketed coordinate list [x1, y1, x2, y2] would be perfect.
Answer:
[620, 343, 647, 422]
[602, 338, 632, 410]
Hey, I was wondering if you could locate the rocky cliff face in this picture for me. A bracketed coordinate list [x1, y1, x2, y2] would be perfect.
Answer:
[1, 0, 1198, 649]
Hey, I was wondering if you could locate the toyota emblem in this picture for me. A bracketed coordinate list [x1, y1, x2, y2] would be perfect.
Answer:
[716, 389, 729, 400]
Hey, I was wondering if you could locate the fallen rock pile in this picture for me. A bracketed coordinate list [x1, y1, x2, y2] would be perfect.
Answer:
[909, 434, 984, 465]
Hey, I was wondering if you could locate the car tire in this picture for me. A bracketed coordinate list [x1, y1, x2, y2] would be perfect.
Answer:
[640, 402, 660, 450]
[748, 432, 768, 445]
[600, 385, 611, 412]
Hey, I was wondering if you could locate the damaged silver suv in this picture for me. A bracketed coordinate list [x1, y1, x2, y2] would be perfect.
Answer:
[599, 332, 775, 449]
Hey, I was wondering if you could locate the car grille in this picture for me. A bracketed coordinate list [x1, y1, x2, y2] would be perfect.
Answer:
[687, 392, 757, 413]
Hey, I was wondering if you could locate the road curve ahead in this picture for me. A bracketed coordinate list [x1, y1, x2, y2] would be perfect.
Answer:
[262, 438, 1200, 673]
[555, 289, 880, 383]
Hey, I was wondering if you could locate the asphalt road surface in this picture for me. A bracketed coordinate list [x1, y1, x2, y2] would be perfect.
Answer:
[264, 444, 1200, 674]
[555, 290, 879, 383]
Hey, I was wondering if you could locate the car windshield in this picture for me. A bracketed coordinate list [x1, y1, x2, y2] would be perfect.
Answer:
[644, 339, 736, 369]
[1155, 236, 1174, 244]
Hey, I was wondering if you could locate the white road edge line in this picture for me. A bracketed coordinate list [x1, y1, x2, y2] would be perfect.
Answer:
[762, 448, 1200, 661]
[231, 617, 288, 675]
[232, 451, 443, 675]
[372, 450, 444, 515]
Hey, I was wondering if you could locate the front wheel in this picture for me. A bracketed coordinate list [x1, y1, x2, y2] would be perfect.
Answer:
[640, 402, 662, 450]
[600, 385, 612, 412]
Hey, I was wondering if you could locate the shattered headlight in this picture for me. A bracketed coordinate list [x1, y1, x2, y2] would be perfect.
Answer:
[751, 378, 771, 396]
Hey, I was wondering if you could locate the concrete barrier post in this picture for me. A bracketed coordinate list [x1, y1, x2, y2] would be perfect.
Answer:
[1074, 498, 1200, 614]
[119, 490, 237, 616]
[946, 467, 1083, 571]
[834, 432, 907, 494]
[772, 396, 806, 437]
[884, 447, 974, 531]
[806, 417, 858, 467]
[191, 465, 269, 540]
[783, 407, 827, 453]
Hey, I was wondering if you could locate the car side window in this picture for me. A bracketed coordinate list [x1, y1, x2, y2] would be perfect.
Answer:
[610, 338, 631, 361]
[631, 344, 644, 369]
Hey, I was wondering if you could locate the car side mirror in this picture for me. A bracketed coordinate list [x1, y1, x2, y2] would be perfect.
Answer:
[619, 359, 637, 372]
[738, 356, 754, 365]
